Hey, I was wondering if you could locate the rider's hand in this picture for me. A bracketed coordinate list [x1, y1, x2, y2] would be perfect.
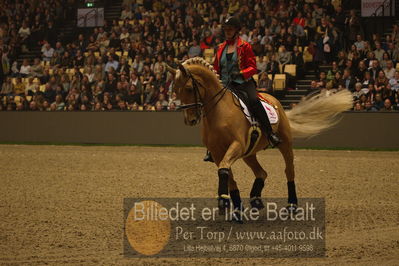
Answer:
[230, 71, 242, 80]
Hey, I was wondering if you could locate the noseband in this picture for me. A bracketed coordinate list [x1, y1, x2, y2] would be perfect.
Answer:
[177, 68, 228, 121]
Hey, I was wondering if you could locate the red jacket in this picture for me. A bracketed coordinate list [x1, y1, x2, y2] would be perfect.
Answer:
[213, 37, 257, 80]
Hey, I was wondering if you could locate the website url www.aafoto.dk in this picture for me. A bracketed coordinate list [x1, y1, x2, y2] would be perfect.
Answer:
[234, 226, 323, 243]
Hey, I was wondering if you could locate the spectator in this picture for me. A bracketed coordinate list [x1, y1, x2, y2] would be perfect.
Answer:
[42, 43, 55, 62]
[353, 102, 363, 111]
[168, 92, 181, 107]
[77, 34, 88, 53]
[43, 83, 56, 103]
[354, 60, 368, 81]
[120, 6, 133, 20]
[266, 54, 280, 78]
[25, 78, 38, 96]
[104, 73, 117, 94]
[389, 71, 399, 92]
[361, 71, 374, 91]
[331, 71, 344, 89]
[369, 60, 382, 80]
[293, 11, 305, 28]
[379, 52, 390, 69]
[384, 60, 395, 80]
[310, 80, 318, 90]
[257, 72, 273, 93]
[277, 45, 291, 70]
[353, 82, 363, 101]
[158, 94, 168, 109]
[291, 46, 304, 79]
[18, 22, 31, 52]
[73, 50, 85, 67]
[342, 68, 356, 91]
[105, 56, 119, 73]
[50, 52, 62, 67]
[132, 55, 144, 74]
[346, 10, 362, 44]
[256, 56, 267, 73]
[30, 58, 44, 78]
[354, 35, 366, 51]
[120, 27, 130, 41]
[337, 50, 347, 70]
[55, 42, 65, 55]
[375, 70, 390, 99]
[373, 93, 384, 110]
[373, 42, 385, 62]
[109, 32, 121, 49]
[13, 77, 25, 95]
[316, 71, 327, 89]
[386, 42, 399, 63]
[188, 40, 201, 58]
[1, 77, 13, 96]
[168, 102, 177, 111]
[364, 100, 377, 111]
[327, 61, 340, 81]
[19, 59, 31, 77]
[381, 98, 394, 111]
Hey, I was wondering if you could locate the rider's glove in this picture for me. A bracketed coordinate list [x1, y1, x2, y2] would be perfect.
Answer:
[230, 71, 242, 80]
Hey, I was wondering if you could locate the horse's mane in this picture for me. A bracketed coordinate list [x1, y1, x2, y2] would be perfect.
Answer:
[182, 57, 222, 85]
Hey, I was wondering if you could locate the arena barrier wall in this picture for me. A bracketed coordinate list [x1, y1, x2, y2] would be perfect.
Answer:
[0, 112, 398, 149]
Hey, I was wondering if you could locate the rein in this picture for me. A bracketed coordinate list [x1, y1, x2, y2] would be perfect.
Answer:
[177, 69, 229, 119]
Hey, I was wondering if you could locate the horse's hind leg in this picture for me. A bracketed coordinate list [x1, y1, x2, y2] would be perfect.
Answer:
[277, 138, 298, 210]
[243, 154, 268, 210]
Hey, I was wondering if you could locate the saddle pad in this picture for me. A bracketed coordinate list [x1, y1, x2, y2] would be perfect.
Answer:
[231, 92, 279, 125]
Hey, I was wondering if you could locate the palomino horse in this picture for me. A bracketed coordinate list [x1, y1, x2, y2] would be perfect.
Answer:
[167, 57, 352, 221]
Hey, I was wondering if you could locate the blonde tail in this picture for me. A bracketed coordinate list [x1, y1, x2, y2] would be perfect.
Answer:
[286, 90, 353, 138]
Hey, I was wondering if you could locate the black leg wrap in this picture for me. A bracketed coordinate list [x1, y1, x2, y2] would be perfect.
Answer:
[250, 178, 265, 198]
[218, 168, 230, 196]
[250, 178, 265, 210]
[287, 181, 298, 204]
[230, 189, 242, 210]
[230, 189, 243, 224]
[217, 196, 230, 215]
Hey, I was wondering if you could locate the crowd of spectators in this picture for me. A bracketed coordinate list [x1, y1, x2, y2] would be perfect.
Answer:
[309, 29, 399, 112]
[0, 0, 398, 112]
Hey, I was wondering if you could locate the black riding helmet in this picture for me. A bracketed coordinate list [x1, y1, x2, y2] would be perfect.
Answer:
[223, 16, 241, 30]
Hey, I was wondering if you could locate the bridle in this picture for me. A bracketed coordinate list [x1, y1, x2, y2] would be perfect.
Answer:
[177, 67, 229, 121]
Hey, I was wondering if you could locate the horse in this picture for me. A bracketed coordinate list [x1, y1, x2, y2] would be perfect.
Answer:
[166, 57, 353, 222]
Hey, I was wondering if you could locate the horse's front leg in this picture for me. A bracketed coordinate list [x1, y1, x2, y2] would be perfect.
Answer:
[214, 141, 243, 216]
[228, 170, 244, 223]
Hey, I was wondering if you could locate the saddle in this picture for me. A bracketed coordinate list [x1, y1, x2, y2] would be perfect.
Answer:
[229, 88, 279, 125]
[229, 88, 279, 156]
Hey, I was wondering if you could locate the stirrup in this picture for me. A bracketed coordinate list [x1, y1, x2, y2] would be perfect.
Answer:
[268, 133, 281, 148]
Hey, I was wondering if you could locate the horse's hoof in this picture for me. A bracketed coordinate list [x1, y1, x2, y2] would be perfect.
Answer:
[250, 197, 265, 210]
[217, 196, 230, 215]
[286, 203, 298, 213]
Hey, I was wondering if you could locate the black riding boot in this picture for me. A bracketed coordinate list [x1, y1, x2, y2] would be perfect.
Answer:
[251, 100, 281, 148]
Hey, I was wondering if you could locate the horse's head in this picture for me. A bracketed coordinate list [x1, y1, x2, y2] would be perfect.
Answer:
[166, 63, 206, 126]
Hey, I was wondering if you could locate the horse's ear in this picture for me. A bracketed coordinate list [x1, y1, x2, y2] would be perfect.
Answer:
[165, 64, 176, 75]
[178, 64, 188, 77]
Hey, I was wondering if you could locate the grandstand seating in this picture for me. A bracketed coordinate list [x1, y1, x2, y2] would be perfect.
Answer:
[0, 0, 398, 112]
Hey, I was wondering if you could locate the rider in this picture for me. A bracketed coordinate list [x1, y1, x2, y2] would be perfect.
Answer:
[204, 16, 281, 162]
